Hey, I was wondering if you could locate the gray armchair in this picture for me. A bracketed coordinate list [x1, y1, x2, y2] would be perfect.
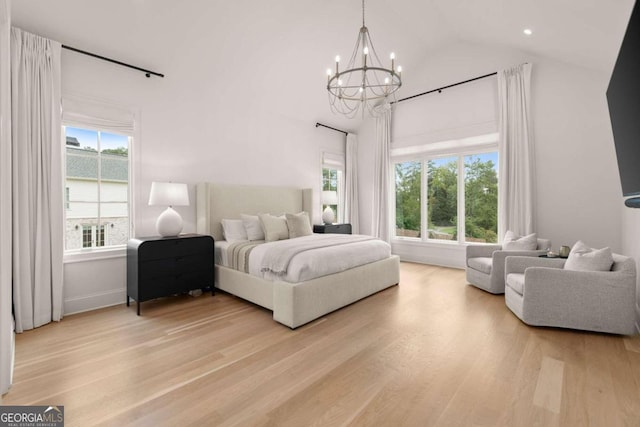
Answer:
[465, 239, 551, 294]
[504, 255, 637, 335]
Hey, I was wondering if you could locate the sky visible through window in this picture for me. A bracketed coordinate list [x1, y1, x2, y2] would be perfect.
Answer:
[66, 127, 128, 151]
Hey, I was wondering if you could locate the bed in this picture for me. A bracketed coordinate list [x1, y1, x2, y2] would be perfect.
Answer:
[196, 182, 400, 328]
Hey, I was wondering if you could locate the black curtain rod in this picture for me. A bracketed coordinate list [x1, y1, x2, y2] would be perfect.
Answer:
[393, 71, 497, 104]
[315, 122, 348, 136]
[62, 45, 164, 78]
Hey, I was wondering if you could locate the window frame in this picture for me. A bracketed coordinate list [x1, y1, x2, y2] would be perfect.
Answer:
[392, 135, 499, 245]
[62, 124, 134, 259]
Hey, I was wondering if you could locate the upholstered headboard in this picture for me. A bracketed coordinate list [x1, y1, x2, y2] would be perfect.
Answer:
[196, 183, 313, 241]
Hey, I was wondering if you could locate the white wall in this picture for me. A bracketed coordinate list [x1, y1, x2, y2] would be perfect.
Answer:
[57, 47, 345, 314]
[621, 205, 640, 332]
[357, 40, 622, 267]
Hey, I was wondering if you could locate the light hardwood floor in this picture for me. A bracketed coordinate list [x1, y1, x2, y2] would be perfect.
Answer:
[3, 262, 640, 426]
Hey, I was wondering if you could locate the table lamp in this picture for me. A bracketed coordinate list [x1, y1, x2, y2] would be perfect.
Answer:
[148, 182, 189, 237]
[321, 190, 338, 224]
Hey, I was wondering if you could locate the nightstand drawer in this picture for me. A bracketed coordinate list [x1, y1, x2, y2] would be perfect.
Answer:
[138, 236, 213, 260]
[139, 254, 212, 279]
[313, 223, 352, 234]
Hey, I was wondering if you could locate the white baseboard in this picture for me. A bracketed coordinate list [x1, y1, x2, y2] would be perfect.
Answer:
[396, 252, 464, 270]
[64, 288, 125, 316]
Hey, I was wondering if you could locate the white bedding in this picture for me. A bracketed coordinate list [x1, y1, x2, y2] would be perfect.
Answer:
[249, 234, 391, 282]
[214, 240, 232, 266]
[216, 234, 392, 283]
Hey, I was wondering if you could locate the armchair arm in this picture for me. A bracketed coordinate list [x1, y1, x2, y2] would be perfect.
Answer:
[524, 267, 636, 333]
[525, 267, 636, 292]
[466, 244, 501, 260]
[505, 256, 566, 275]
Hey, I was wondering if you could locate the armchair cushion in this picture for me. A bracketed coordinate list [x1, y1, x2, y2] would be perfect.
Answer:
[564, 240, 614, 272]
[503, 231, 537, 251]
[467, 257, 492, 275]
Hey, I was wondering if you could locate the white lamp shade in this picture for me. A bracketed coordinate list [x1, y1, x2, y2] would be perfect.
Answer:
[148, 182, 189, 206]
[322, 190, 338, 205]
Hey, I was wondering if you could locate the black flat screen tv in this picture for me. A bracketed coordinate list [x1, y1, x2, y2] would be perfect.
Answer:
[607, 0, 640, 200]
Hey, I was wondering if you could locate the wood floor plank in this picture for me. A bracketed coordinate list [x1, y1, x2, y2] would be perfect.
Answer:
[3, 262, 640, 426]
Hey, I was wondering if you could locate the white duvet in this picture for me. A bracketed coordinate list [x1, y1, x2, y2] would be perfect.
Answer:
[247, 234, 391, 283]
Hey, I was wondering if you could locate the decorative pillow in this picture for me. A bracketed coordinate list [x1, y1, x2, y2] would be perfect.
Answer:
[502, 230, 537, 251]
[240, 214, 265, 241]
[258, 213, 289, 242]
[285, 212, 312, 238]
[221, 219, 248, 243]
[564, 240, 614, 272]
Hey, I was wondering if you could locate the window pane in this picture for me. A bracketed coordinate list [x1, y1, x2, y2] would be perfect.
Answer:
[395, 161, 421, 238]
[100, 133, 129, 246]
[65, 127, 130, 251]
[464, 152, 498, 243]
[427, 157, 458, 241]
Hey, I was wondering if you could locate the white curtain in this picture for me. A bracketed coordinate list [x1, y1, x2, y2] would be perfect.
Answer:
[344, 133, 360, 234]
[11, 27, 64, 333]
[372, 103, 392, 242]
[0, 0, 13, 396]
[497, 63, 534, 240]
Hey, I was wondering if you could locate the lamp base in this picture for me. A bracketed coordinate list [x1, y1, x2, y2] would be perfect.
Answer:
[322, 206, 335, 225]
[156, 207, 183, 237]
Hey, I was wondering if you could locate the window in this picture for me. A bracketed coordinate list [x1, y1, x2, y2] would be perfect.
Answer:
[321, 152, 345, 223]
[81, 225, 105, 248]
[393, 134, 498, 243]
[64, 126, 130, 251]
[322, 167, 341, 222]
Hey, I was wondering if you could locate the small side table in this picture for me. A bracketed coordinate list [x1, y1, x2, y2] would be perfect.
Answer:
[313, 223, 352, 234]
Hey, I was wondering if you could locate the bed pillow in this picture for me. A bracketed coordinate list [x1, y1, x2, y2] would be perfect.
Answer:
[259, 213, 289, 242]
[564, 240, 614, 272]
[285, 212, 312, 238]
[240, 214, 265, 241]
[221, 219, 248, 243]
[502, 230, 537, 251]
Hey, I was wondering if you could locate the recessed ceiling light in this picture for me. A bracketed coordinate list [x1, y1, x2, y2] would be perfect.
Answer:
[523, 28, 533, 36]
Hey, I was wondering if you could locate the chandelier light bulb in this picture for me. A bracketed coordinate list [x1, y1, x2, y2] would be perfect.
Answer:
[384, 77, 390, 84]
[338, 79, 343, 86]
[363, 46, 369, 55]
[390, 52, 395, 60]
[397, 65, 402, 73]
[335, 55, 341, 63]
[359, 87, 364, 93]
[327, 68, 332, 76]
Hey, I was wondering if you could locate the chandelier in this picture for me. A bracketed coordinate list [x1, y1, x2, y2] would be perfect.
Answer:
[326, 0, 402, 118]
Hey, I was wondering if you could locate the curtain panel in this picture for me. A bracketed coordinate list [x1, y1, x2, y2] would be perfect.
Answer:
[344, 133, 360, 234]
[497, 63, 535, 240]
[372, 103, 392, 242]
[0, 0, 13, 395]
[11, 27, 64, 333]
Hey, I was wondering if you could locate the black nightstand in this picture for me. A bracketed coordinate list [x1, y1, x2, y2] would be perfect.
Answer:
[313, 223, 352, 234]
[127, 234, 214, 315]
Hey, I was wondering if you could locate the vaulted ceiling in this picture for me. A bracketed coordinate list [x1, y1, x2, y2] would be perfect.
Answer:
[11, 0, 636, 131]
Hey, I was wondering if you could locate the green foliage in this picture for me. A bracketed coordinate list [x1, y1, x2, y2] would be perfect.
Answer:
[395, 161, 421, 232]
[394, 154, 498, 243]
[101, 147, 128, 156]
